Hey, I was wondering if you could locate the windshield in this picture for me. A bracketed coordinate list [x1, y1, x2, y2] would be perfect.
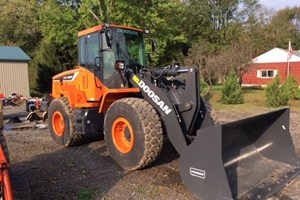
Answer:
[110, 27, 147, 66]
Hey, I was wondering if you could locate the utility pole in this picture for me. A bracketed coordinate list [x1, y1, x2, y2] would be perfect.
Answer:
[287, 40, 294, 76]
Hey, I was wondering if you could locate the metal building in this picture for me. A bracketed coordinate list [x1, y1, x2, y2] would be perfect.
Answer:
[0, 46, 31, 97]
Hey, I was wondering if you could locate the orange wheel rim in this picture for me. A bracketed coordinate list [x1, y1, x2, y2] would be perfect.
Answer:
[112, 117, 134, 154]
[52, 111, 65, 137]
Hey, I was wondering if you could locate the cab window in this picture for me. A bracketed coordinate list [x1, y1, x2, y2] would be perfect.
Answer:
[101, 32, 116, 80]
[79, 32, 100, 70]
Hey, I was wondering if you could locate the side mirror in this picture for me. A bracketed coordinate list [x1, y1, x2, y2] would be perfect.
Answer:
[151, 39, 157, 52]
[105, 30, 112, 47]
[115, 61, 125, 71]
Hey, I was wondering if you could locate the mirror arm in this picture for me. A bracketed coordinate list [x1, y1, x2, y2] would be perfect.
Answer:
[115, 61, 127, 88]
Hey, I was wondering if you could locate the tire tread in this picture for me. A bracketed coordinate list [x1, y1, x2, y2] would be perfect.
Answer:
[58, 97, 82, 146]
[105, 98, 163, 170]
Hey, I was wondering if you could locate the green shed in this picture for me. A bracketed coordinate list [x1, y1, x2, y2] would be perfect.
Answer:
[0, 46, 31, 97]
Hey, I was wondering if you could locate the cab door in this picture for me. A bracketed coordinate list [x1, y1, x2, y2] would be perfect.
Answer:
[79, 30, 123, 89]
[79, 31, 103, 81]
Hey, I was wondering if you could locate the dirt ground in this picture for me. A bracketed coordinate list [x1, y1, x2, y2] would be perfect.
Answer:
[2, 105, 300, 200]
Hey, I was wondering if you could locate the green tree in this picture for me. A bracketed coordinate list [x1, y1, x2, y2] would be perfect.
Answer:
[243, 7, 300, 53]
[77, 0, 186, 65]
[265, 75, 289, 107]
[31, 39, 68, 95]
[282, 75, 299, 100]
[182, 0, 259, 45]
[35, 64, 60, 95]
[184, 0, 258, 86]
[38, 0, 80, 69]
[221, 71, 244, 104]
[265, 7, 300, 49]
[30, 0, 81, 94]
[0, 0, 41, 55]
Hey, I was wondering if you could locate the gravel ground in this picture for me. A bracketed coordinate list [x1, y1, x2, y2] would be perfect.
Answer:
[2, 105, 300, 200]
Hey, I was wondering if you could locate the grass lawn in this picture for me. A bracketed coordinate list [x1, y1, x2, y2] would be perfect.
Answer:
[208, 86, 300, 112]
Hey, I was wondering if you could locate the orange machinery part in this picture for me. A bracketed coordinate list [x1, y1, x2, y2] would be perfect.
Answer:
[0, 146, 13, 200]
[52, 66, 140, 112]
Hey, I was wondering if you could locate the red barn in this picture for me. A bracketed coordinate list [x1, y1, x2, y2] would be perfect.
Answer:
[242, 48, 300, 87]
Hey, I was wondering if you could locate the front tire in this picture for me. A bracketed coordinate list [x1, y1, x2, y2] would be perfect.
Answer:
[48, 97, 81, 147]
[104, 98, 163, 170]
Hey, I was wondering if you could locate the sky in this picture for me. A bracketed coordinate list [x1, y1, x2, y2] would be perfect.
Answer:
[259, 0, 300, 10]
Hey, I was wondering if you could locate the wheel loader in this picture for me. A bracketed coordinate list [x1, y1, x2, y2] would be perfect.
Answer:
[48, 23, 300, 199]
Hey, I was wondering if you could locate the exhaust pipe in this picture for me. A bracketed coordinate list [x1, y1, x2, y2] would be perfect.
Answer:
[179, 108, 300, 199]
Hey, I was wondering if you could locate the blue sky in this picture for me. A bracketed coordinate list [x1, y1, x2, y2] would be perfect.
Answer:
[259, 0, 300, 10]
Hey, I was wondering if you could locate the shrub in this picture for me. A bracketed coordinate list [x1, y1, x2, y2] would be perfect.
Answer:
[295, 89, 300, 100]
[282, 75, 299, 100]
[265, 75, 289, 107]
[221, 71, 244, 104]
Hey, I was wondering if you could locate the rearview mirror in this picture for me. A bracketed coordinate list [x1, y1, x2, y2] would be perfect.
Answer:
[105, 30, 112, 47]
[115, 61, 125, 71]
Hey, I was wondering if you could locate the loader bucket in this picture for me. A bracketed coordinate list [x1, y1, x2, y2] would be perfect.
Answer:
[179, 108, 300, 200]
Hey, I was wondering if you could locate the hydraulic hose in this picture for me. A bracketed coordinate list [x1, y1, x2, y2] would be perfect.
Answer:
[151, 67, 189, 77]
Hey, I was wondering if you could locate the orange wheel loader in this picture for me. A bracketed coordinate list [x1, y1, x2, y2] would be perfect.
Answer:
[47, 23, 300, 199]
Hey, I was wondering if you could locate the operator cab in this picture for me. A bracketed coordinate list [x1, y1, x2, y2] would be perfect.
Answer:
[78, 24, 147, 88]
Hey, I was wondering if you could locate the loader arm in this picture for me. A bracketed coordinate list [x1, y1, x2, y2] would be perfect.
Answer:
[128, 66, 212, 154]
[130, 72, 187, 154]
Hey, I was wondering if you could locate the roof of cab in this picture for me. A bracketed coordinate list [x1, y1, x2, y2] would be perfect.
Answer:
[78, 24, 144, 37]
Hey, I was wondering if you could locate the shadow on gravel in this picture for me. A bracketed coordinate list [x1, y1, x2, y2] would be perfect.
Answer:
[133, 137, 186, 189]
[11, 141, 126, 200]
[151, 137, 180, 167]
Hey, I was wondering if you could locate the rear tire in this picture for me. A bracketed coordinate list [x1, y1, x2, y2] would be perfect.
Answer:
[48, 97, 81, 147]
[104, 98, 163, 170]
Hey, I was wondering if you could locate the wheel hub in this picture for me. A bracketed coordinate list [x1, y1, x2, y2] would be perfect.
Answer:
[112, 117, 134, 154]
[52, 111, 65, 137]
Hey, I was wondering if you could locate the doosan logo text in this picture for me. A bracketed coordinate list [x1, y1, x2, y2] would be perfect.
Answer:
[133, 75, 172, 115]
